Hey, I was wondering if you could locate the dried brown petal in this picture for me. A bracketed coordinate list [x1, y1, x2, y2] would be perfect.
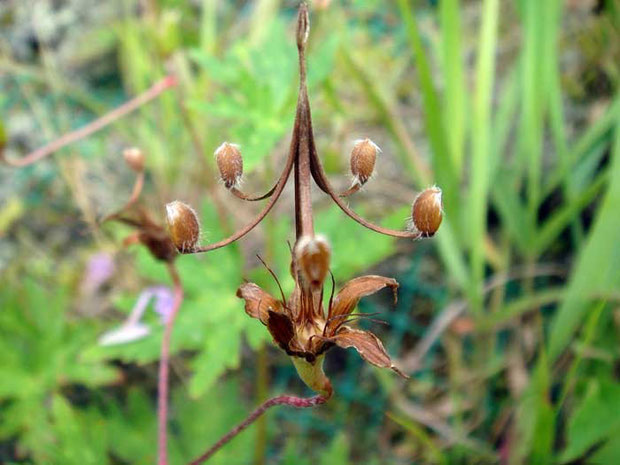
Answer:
[236, 283, 282, 324]
[267, 310, 295, 351]
[329, 326, 407, 378]
[214, 142, 243, 189]
[326, 275, 398, 334]
[350, 139, 379, 186]
[412, 186, 443, 237]
[123, 147, 145, 172]
[165, 201, 201, 252]
[295, 235, 331, 290]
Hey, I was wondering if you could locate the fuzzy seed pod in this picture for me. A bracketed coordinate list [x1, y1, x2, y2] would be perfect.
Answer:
[295, 235, 331, 289]
[123, 147, 145, 172]
[350, 139, 380, 186]
[411, 187, 443, 237]
[165, 201, 201, 252]
[214, 142, 243, 189]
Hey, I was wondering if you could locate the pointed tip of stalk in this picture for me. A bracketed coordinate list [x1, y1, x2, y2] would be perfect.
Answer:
[297, 2, 310, 50]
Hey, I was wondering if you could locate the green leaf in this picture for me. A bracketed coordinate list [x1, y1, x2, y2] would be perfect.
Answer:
[560, 379, 620, 463]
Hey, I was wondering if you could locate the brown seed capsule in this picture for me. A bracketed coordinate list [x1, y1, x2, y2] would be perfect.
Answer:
[123, 147, 145, 172]
[295, 235, 331, 289]
[214, 142, 243, 189]
[412, 186, 443, 237]
[165, 201, 201, 252]
[350, 139, 380, 186]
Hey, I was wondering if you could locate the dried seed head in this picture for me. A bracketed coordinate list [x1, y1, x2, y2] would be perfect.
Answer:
[165, 201, 201, 252]
[138, 231, 177, 262]
[295, 235, 331, 289]
[411, 186, 443, 237]
[214, 142, 243, 189]
[350, 139, 380, 186]
[123, 147, 145, 172]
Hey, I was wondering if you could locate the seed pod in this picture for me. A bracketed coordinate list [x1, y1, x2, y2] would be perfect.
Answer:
[350, 139, 380, 186]
[123, 147, 145, 172]
[165, 201, 201, 252]
[411, 186, 443, 237]
[295, 235, 331, 289]
[214, 142, 243, 189]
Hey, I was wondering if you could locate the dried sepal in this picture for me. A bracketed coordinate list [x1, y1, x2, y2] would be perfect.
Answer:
[350, 138, 380, 186]
[267, 309, 296, 351]
[411, 186, 443, 237]
[236, 282, 282, 324]
[138, 230, 177, 262]
[123, 147, 145, 172]
[165, 201, 201, 252]
[328, 326, 408, 378]
[326, 275, 398, 334]
[295, 235, 331, 290]
[214, 142, 243, 189]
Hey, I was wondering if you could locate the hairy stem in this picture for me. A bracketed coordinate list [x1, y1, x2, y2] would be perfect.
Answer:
[188, 394, 327, 465]
[1, 76, 177, 167]
[158, 262, 184, 465]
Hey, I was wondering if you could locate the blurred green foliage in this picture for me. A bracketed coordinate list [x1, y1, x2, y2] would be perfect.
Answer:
[1, 0, 619, 464]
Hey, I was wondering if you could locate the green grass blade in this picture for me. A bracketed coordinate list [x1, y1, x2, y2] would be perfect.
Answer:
[440, 0, 466, 174]
[468, 0, 499, 311]
[396, 0, 457, 211]
[548, 117, 620, 361]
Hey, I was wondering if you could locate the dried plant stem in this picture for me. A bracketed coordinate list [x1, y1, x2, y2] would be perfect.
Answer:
[188, 394, 327, 465]
[158, 262, 184, 465]
[100, 171, 145, 224]
[1, 75, 177, 167]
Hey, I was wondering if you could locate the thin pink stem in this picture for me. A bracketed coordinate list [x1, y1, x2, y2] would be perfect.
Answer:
[1, 76, 178, 167]
[188, 394, 327, 465]
[158, 262, 184, 465]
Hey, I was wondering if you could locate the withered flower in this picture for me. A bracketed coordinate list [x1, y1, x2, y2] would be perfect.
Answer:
[101, 148, 178, 263]
[237, 235, 405, 398]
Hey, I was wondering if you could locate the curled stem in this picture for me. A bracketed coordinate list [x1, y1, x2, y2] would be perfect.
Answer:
[230, 184, 277, 201]
[183, 143, 295, 254]
[310, 140, 422, 239]
[188, 394, 327, 465]
[158, 262, 185, 465]
[1, 76, 177, 167]
[339, 183, 362, 197]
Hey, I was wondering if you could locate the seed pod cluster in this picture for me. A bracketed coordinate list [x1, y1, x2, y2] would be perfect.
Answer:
[123, 147, 145, 172]
[350, 139, 380, 186]
[295, 235, 331, 290]
[214, 142, 243, 189]
[165, 201, 201, 252]
[411, 186, 443, 237]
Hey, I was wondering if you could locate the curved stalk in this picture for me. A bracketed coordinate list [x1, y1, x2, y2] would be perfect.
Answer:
[309, 141, 422, 239]
[184, 147, 295, 254]
[230, 184, 277, 201]
[157, 262, 185, 465]
[100, 171, 145, 224]
[1, 76, 177, 167]
[187, 394, 327, 465]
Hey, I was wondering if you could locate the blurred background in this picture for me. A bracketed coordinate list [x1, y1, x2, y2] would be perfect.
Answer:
[1, 0, 619, 464]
